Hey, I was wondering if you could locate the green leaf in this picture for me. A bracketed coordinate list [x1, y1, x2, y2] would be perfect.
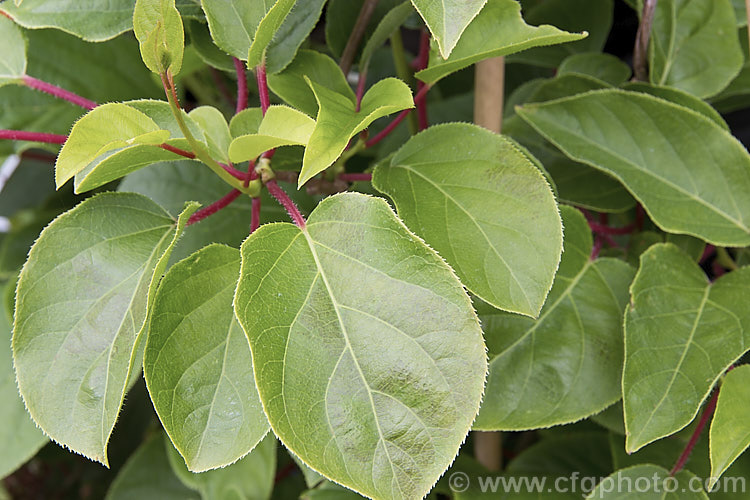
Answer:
[267, 50, 354, 118]
[0, 281, 47, 479]
[360, 2, 415, 74]
[0, 16, 26, 87]
[55, 103, 171, 188]
[474, 206, 635, 429]
[265, 0, 327, 74]
[733, 0, 748, 26]
[0, 0, 136, 42]
[229, 105, 316, 163]
[188, 106, 232, 163]
[649, 0, 743, 98]
[409, 0, 487, 58]
[247, 0, 296, 68]
[517, 89, 750, 246]
[586, 464, 709, 499]
[233, 192, 487, 500]
[166, 433, 276, 500]
[506, 431, 613, 477]
[133, 0, 185, 75]
[105, 433, 200, 500]
[709, 365, 750, 489]
[374, 123, 562, 317]
[145, 244, 269, 472]
[558, 53, 631, 86]
[300, 77, 413, 187]
[200, 0, 267, 60]
[623, 243, 750, 453]
[185, 19, 234, 72]
[12, 193, 198, 465]
[230, 108, 264, 137]
[416, 0, 587, 84]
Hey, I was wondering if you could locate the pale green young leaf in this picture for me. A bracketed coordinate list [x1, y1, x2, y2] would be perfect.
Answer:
[517, 90, 750, 246]
[709, 365, 750, 488]
[229, 105, 315, 163]
[188, 106, 232, 163]
[133, 0, 185, 75]
[474, 207, 635, 429]
[650, 0, 743, 98]
[145, 244, 269, 473]
[247, 0, 296, 68]
[0, 16, 26, 87]
[166, 433, 276, 500]
[0, 282, 47, 479]
[409, 0, 487, 58]
[105, 434, 200, 500]
[233, 192, 487, 500]
[586, 465, 709, 499]
[623, 244, 750, 453]
[266, 50, 354, 117]
[360, 2, 415, 74]
[12, 193, 197, 465]
[300, 78, 413, 187]
[374, 123, 562, 317]
[416, 0, 586, 84]
[558, 53, 631, 86]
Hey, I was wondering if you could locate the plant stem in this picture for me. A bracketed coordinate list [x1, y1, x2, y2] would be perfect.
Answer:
[416, 30, 431, 130]
[339, 0, 380, 76]
[251, 197, 262, 233]
[390, 29, 418, 134]
[255, 64, 271, 114]
[365, 83, 431, 148]
[266, 179, 306, 229]
[159, 143, 196, 159]
[233, 57, 248, 114]
[22, 75, 97, 110]
[633, 0, 658, 82]
[186, 189, 242, 226]
[670, 389, 719, 476]
[339, 172, 372, 182]
[0, 130, 68, 144]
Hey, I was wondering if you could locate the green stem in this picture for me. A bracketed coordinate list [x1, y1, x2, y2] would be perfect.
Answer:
[390, 30, 418, 135]
[161, 72, 256, 195]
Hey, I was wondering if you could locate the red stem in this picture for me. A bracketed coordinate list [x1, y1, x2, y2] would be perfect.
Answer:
[159, 143, 195, 159]
[339, 173, 372, 182]
[266, 180, 305, 229]
[187, 189, 242, 226]
[233, 57, 248, 114]
[255, 64, 270, 115]
[416, 30, 431, 130]
[0, 130, 67, 144]
[22, 75, 97, 110]
[670, 389, 719, 476]
[365, 84, 431, 148]
[251, 197, 261, 233]
[635, 204, 646, 230]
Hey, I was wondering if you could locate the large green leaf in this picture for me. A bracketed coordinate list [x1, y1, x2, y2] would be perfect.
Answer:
[12, 193, 198, 465]
[299, 78, 413, 187]
[586, 465, 709, 499]
[0, 282, 47, 479]
[145, 244, 268, 472]
[374, 123, 562, 317]
[133, 0, 185, 75]
[409, 0, 487, 58]
[623, 244, 750, 453]
[0, 16, 26, 87]
[105, 433, 200, 500]
[229, 105, 316, 163]
[709, 365, 750, 488]
[518, 89, 750, 246]
[650, 0, 743, 98]
[416, 0, 586, 84]
[474, 206, 634, 430]
[233, 193, 487, 500]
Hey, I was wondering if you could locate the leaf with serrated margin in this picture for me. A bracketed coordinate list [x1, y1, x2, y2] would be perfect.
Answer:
[409, 0, 487, 59]
[300, 78, 413, 187]
[200, 0, 270, 60]
[374, 123, 562, 317]
[265, 0, 327, 74]
[247, 0, 296, 68]
[709, 365, 750, 490]
[133, 0, 185, 75]
[474, 206, 635, 430]
[145, 244, 268, 472]
[233, 192, 487, 500]
[586, 464, 708, 499]
[415, 0, 586, 84]
[518, 89, 750, 246]
[0, 16, 26, 87]
[12, 193, 198, 465]
[229, 105, 315, 163]
[650, 0, 743, 98]
[624, 244, 750, 453]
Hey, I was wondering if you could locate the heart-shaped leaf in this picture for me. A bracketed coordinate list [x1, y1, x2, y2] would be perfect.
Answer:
[474, 206, 635, 430]
[144, 244, 269, 472]
[233, 192, 487, 499]
[623, 243, 750, 452]
[709, 365, 750, 489]
[374, 123, 563, 317]
[13, 193, 197, 464]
